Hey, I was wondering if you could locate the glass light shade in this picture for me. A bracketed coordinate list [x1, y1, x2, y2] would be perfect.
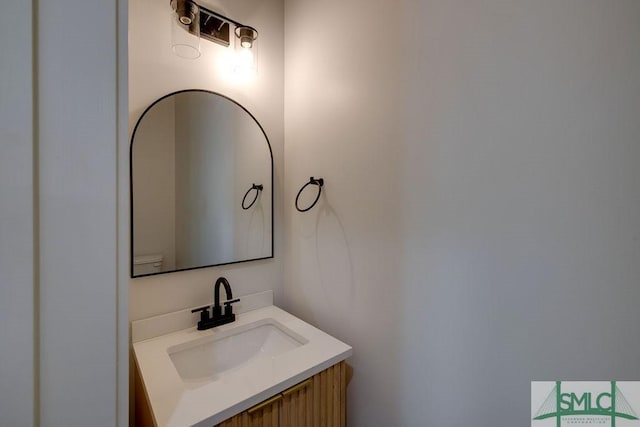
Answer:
[171, 0, 201, 59]
[233, 26, 258, 76]
[234, 48, 255, 75]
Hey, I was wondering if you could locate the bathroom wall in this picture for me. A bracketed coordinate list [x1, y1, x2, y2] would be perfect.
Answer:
[0, 0, 35, 425]
[1, 0, 121, 425]
[38, 0, 120, 423]
[128, 0, 284, 321]
[284, 1, 640, 426]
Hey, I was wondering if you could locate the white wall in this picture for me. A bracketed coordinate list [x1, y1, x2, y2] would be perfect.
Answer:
[128, 0, 284, 319]
[0, 0, 35, 425]
[284, 1, 640, 426]
[38, 0, 119, 424]
[1, 0, 121, 425]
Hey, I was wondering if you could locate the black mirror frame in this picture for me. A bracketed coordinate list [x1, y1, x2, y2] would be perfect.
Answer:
[129, 89, 274, 278]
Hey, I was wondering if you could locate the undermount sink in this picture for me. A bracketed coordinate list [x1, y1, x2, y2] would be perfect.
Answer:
[168, 318, 308, 388]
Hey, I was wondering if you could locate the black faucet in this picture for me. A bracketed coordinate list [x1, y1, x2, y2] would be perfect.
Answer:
[191, 277, 240, 330]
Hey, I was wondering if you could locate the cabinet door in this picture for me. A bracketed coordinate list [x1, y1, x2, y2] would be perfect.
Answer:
[281, 361, 346, 427]
[280, 378, 313, 427]
[216, 361, 347, 427]
[216, 394, 281, 427]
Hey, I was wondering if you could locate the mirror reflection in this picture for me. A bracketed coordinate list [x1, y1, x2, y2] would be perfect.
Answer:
[130, 90, 273, 277]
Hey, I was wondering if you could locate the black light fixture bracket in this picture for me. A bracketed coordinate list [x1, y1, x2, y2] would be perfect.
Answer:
[171, 0, 253, 47]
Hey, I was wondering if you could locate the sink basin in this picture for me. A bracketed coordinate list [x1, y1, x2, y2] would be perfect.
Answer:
[168, 319, 308, 388]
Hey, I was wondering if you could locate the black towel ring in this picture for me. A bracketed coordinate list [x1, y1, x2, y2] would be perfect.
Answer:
[295, 177, 324, 212]
[242, 183, 263, 210]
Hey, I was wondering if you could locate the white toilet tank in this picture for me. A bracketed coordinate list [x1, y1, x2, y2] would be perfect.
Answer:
[133, 254, 164, 276]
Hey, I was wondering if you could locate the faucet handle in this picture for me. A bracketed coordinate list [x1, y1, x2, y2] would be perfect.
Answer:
[191, 305, 211, 321]
[223, 298, 240, 316]
[192, 306, 212, 330]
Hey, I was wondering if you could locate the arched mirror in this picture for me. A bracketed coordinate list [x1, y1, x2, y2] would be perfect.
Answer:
[130, 90, 273, 277]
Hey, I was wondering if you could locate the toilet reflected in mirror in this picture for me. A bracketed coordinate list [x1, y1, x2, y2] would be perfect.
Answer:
[133, 254, 164, 276]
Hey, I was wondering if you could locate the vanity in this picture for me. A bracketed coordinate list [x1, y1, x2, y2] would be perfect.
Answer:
[132, 291, 352, 427]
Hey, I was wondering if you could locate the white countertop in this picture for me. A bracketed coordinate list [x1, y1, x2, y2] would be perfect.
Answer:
[133, 305, 352, 427]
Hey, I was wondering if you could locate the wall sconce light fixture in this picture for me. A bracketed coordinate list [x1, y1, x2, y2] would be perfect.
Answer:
[170, 0, 259, 74]
[170, 0, 201, 59]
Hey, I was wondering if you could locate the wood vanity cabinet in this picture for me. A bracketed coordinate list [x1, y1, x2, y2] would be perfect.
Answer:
[215, 361, 347, 427]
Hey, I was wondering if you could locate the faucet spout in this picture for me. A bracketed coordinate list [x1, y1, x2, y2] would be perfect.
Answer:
[214, 277, 233, 308]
